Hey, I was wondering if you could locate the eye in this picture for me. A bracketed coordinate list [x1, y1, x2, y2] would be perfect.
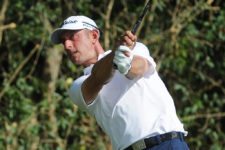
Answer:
[68, 32, 75, 40]
[60, 36, 66, 44]
[60, 31, 75, 43]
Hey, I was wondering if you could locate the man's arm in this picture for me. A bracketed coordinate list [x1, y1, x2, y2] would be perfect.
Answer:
[81, 31, 151, 104]
[81, 52, 115, 104]
[126, 55, 150, 79]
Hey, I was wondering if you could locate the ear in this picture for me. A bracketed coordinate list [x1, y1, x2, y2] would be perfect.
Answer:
[91, 30, 99, 44]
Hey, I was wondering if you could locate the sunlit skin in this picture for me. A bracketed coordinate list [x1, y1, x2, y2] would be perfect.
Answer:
[60, 29, 149, 80]
[60, 30, 137, 67]
[59, 29, 149, 103]
[60, 29, 102, 66]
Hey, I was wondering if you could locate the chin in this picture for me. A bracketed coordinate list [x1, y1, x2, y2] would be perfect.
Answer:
[70, 58, 79, 64]
[73, 61, 80, 65]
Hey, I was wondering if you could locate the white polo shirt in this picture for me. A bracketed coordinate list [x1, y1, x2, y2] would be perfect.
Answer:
[68, 42, 187, 150]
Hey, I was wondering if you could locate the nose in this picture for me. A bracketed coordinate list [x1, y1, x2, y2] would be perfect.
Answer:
[63, 39, 74, 51]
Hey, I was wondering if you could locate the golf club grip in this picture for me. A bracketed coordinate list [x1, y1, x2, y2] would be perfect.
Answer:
[131, 20, 142, 34]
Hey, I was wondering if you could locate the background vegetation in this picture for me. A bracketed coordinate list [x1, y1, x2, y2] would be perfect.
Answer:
[0, 0, 224, 149]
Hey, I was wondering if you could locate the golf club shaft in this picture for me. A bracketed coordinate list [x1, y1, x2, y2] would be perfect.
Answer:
[131, 0, 151, 34]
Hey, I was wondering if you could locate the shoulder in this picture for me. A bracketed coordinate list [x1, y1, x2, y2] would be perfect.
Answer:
[133, 42, 150, 56]
[68, 76, 89, 108]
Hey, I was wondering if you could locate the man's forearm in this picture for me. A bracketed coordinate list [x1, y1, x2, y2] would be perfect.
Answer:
[81, 52, 115, 104]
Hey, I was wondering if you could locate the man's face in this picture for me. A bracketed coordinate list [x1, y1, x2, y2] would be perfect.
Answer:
[60, 29, 97, 66]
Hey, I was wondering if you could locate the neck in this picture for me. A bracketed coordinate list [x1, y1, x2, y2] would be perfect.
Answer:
[95, 41, 105, 55]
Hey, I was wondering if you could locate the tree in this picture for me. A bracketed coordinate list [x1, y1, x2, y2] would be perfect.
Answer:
[0, 0, 224, 149]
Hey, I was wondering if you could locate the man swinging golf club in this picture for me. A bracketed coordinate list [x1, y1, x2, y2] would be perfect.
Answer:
[51, 1, 189, 150]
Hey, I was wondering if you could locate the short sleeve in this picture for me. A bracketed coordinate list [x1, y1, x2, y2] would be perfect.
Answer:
[68, 75, 100, 114]
[68, 76, 89, 111]
[133, 42, 156, 76]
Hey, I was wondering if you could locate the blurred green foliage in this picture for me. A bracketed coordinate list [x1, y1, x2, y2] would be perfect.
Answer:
[0, 0, 224, 150]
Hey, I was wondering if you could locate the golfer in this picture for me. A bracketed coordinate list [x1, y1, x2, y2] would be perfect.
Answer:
[51, 15, 189, 150]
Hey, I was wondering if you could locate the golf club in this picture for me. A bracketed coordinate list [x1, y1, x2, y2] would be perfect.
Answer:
[131, 0, 151, 34]
[114, 0, 151, 69]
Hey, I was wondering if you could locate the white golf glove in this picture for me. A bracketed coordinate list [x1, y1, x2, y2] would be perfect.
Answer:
[113, 45, 134, 75]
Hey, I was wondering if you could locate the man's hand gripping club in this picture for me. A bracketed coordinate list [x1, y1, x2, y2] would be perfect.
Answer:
[113, 31, 137, 75]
